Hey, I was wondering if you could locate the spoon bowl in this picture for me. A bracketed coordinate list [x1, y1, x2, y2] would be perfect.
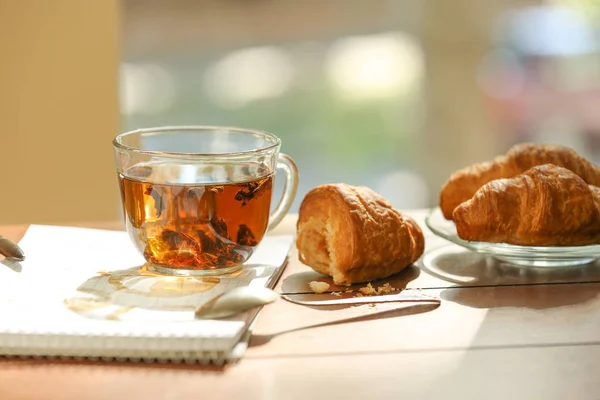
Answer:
[195, 286, 279, 319]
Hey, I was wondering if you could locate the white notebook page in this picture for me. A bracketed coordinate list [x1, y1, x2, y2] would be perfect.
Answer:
[0, 225, 293, 362]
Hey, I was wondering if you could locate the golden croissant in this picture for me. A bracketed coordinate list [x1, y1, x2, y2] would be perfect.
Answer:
[296, 183, 424, 285]
[440, 143, 600, 220]
[453, 164, 600, 246]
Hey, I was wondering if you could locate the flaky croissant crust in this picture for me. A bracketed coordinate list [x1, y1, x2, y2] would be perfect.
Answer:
[440, 143, 600, 220]
[453, 164, 600, 246]
[296, 183, 424, 285]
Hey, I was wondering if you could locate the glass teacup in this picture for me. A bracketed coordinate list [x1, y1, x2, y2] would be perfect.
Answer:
[113, 126, 298, 276]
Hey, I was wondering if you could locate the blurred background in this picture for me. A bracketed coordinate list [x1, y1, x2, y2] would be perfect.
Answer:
[2, 0, 600, 223]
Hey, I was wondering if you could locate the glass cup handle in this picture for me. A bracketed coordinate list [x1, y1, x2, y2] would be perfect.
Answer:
[268, 153, 299, 231]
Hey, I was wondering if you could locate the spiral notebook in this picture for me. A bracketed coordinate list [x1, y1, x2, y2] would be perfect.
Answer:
[0, 225, 294, 363]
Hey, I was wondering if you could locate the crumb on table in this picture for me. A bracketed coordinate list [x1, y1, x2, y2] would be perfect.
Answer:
[355, 282, 399, 297]
[358, 283, 377, 296]
[309, 281, 330, 294]
[377, 283, 394, 295]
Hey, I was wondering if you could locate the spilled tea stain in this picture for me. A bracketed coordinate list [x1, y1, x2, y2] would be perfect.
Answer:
[105, 306, 135, 321]
[64, 297, 111, 313]
[102, 268, 219, 297]
[226, 269, 245, 279]
[147, 277, 218, 298]
[64, 264, 228, 321]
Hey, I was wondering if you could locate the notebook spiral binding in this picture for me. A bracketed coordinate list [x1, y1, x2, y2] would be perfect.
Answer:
[0, 332, 236, 364]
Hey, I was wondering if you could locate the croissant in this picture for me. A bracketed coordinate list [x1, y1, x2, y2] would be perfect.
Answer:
[296, 183, 424, 285]
[453, 164, 600, 246]
[440, 143, 600, 220]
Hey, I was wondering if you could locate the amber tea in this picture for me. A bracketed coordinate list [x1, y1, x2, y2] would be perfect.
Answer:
[119, 163, 273, 272]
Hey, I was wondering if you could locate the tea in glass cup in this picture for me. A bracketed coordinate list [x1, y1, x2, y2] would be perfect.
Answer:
[113, 126, 298, 276]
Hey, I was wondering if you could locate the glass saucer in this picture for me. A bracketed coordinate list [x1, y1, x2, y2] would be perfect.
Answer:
[425, 207, 600, 268]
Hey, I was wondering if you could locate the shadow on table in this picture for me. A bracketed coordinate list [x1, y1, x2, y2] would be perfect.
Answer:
[281, 265, 421, 294]
[278, 266, 421, 311]
[419, 244, 600, 288]
[251, 264, 438, 347]
[440, 281, 600, 309]
[249, 301, 440, 348]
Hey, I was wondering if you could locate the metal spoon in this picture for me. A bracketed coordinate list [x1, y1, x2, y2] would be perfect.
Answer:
[195, 286, 279, 319]
[0, 235, 25, 261]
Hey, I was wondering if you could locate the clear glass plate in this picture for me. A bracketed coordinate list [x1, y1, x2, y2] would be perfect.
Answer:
[425, 207, 600, 268]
